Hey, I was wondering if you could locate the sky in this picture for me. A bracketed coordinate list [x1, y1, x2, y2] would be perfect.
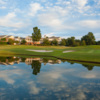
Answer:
[0, 0, 100, 40]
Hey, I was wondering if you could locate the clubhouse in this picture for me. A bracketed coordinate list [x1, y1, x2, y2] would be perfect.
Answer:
[0, 35, 62, 45]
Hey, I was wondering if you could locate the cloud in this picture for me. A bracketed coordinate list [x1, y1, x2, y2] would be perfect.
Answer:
[94, 33, 100, 41]
[28, 3, 43, 16]
[38, 13, 62, 27]
[0, 12, 26, 28]
[79, 20, 100, 28]
[28, 81, 40, 95]
[0, 6, 6, 9]
[75, 0, 88, 7]
[0, 69, 23, 84]
[0, 0, 6, 4]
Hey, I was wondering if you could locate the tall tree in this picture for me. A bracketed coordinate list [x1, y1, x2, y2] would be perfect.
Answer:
[32, 27, 41, 41]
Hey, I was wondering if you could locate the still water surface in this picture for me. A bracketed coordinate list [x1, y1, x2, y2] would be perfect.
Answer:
[0, 56, 100, 100]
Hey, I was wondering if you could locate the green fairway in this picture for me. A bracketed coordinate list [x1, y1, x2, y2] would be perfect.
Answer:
[0, 45, 100, 63]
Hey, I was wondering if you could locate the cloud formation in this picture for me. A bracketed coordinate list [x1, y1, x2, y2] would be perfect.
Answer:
[0, 0, 100, 40]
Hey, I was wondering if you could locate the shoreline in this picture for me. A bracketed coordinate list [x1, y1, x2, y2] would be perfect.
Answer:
[0, 53, 100, 65]
[0, 45, 100, 65]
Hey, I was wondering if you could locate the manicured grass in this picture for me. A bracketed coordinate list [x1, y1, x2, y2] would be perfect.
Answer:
[0, 45, 100, 63]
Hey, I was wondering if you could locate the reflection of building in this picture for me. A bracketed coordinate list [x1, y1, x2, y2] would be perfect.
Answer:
[0, 57, 21, 65]
[25, 58, 42, 65]
[25, 58, 61, 65]
[48, 60, 61, 64]
[0, 57, 61, 66]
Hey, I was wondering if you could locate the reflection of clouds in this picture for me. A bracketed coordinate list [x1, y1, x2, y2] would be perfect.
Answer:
[0, 68, 23, 84]
[28, 81, 40, 95]
[0, 61, 100, 100]
[37, 68, 74, 84]
[75, 71, 100, 79]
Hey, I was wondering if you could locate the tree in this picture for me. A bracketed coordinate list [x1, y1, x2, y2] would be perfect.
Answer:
[42, 38, 50, 46]
[81, 32, 95, 45]
[75, 39, 81, 46]
[32, 27, 41, 41]
[60, 39, 66, 46]
[88, 32, 95, 42]
[21, 39, 26, 45]
[8, 39, 14, 45]
[66, 37, 76, 46]
[1, 38, 6, 42]
[81, 40, 86, 46]
[51, 39, 58, 46]
[97, 41, 100, 45]
[0, 38, 7, 45]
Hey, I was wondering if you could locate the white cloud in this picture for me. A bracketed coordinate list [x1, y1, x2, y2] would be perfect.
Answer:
[79, 20, 100, 28]
[0, 6, 6, 9]
[75, 0, 88, 7]
[28, 3, 43, 16]
[0, 69, 23, 84]
[94, 33, 100, 41]
[0, 12, 26, 28]
[28, 81, 40, 95]
[0, 0, 6, 4]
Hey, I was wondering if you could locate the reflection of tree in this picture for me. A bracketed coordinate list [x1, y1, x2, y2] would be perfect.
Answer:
[42, 58, 48, 65]
[82, 64, 94, 71]
[31, 60, 41, 75]
[67, 61, 75, 65]
[0, 57, 16, 62]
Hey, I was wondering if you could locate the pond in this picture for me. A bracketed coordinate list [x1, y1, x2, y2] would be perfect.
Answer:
[0, 56, 100, 100]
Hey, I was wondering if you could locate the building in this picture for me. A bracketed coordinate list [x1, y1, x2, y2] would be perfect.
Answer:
[0, 35, 62, 45]
[0, 35, 14, 42]
[14, 36, 21, 41]
[42, 35, 62, 44]
[25, 36, 33, 45]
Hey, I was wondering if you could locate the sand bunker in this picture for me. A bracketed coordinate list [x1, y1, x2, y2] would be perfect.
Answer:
[63, 50, 75, 53]
[27, 49, 53, 52]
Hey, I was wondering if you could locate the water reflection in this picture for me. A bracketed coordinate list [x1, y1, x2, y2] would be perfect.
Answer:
[31, 60, 41, 75]
[0, 57, 62, 75]
[82, 64, 94, 71]
[0, 56, 100, 100]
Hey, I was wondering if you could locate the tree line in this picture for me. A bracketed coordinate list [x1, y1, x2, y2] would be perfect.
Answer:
[0, 26, 100, 46]
[60, 32, 100, 46]
[32, 27, 100, 46]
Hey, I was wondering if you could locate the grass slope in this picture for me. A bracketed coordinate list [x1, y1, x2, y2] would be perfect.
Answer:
[0, 45, 100, 63]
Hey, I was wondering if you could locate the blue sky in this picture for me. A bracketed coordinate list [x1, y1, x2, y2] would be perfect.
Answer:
[0, 0, 100, 40]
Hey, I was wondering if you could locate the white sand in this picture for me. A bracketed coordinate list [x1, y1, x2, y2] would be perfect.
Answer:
[63, 50, 75, 53]
[27, 49, 53, 52]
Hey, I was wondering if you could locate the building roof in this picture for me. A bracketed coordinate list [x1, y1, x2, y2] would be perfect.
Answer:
[7, 35, 13, 38]
[49, 36, 60, 39]
[15, 36, 19, 38]
[0, 35, 7, 38]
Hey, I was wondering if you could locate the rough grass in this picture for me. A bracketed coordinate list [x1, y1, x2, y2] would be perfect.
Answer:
[0, 45, 100, 63]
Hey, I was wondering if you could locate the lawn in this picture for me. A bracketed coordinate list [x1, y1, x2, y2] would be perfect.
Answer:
[0, 45, 100, 63]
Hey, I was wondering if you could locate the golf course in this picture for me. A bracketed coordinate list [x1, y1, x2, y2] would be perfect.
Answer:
[0, 45, 100, 63]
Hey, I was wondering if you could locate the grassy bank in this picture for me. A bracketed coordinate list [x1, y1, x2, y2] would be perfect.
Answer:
[0, 45, 100, 63]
